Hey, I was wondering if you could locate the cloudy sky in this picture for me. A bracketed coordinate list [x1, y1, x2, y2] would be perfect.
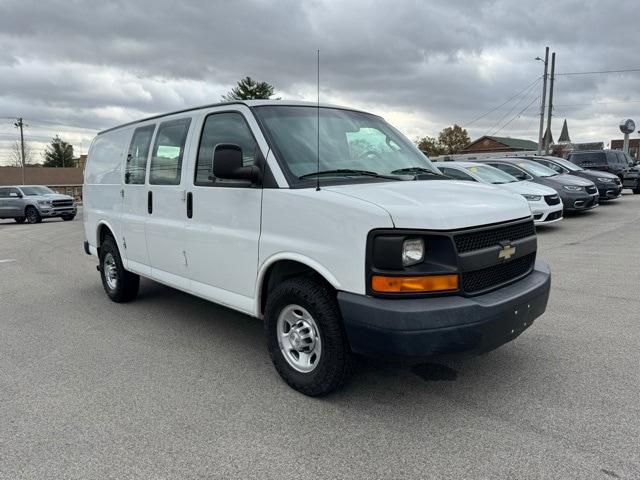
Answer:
[1, 0, 639, 165]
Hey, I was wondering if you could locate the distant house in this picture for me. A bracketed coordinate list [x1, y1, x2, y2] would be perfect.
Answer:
[460, 136, 539, 154]
[610, 139, 640, 159]
[0, 167, 84, 201]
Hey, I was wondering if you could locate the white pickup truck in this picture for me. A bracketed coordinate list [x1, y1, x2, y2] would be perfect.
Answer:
[83, 100, 551, 395]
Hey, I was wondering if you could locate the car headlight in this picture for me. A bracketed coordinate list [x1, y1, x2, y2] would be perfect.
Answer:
[37, 200, 52, 206]
[521, 194, 542, 201]
[563, 185, 583, 191]
[596, 177, 614, 183]
[402, 238, 425, 267]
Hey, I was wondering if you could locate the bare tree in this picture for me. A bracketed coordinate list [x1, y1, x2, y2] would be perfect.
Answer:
[8, 140, 37, 167]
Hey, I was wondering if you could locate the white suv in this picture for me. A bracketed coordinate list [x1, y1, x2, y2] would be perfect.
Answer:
[83, 100, 551, 395]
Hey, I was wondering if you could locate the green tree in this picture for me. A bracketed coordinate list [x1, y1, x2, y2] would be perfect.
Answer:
[222, 76, 275, 100]
[42, 135, 74, 167]
[416, 136, 443, 157]
[437, 124, 470, 155]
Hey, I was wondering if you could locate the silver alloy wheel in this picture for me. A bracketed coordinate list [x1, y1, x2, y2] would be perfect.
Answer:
[103, 252, 118, 291]
[277, 304, 322, 373]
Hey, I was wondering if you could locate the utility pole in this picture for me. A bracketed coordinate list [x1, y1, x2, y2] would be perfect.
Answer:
[14, 117, 26, 185]
[545, 52, 556, 155]
[536, 47, 549, 155]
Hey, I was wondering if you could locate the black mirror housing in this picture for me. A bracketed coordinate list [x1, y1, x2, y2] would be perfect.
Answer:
[212, 144, 260, 184]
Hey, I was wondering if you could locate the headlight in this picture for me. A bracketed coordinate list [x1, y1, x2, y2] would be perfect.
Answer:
[521, 194, 542, 201]
[596, 177, 614, 183]
[563, 185, 583, 191]
[37, 200, 52, 206]
[402, 238, 425, 267]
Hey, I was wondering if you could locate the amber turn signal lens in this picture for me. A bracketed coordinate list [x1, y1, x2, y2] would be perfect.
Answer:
[371, 274, 459, 293]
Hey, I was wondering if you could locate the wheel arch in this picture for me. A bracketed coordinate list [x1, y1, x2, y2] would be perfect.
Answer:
[256, 254, 341, 317]
[96, 220, 118, 251]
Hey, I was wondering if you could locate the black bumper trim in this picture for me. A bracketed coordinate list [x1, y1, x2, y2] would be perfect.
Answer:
[83, 241, 91, 255]
[338, 261, 551, 358]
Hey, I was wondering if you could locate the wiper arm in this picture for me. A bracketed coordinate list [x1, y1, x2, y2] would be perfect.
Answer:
[390, 166, 444, 176]
[299, 169, 404, 181]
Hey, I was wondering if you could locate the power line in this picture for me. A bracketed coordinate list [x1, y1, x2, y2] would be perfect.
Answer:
[485, 78, 542, 136]
[490, 94, 541, 136]
[555, 68, 640, 76]
[463, 75, 542, 127]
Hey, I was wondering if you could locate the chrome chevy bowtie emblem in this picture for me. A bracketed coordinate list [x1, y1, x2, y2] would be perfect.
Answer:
[498, 244, 516, 260]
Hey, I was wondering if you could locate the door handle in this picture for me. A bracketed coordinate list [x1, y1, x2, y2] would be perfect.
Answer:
[186, 192, 193, 219]
[147, 191, 153, 214]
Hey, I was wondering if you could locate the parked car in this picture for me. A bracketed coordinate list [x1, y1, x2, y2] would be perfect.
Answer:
[436, 161, 563, 224]
[566, 150, 640, 194]
[0, 185, 77, 223]
[521, 155, 622, 201]
[83, 100, 551, 396]
[477, 158, 599, 213]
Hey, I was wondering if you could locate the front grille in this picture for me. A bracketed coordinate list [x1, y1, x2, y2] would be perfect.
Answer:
[454, 220, 535, 254]
[544, 194, 560, 206]
[585, 185, 597, 195]
[462, 252, 536, 294]
[52, 199, 73, 207]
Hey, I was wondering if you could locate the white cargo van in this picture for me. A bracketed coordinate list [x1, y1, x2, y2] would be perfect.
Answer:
[83, 101, 551, 395]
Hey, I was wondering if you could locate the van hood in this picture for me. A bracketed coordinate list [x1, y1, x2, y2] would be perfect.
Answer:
[324, 180, 531, 230]
[545, 173, 595, 187]
[498, 180, 557, 196]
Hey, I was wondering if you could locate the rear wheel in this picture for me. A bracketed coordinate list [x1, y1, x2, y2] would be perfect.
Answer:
[99, 235, 140, 303]
[264, 277, 352, 396]
[14, 217, 26, 224]
[25, 206, 40, 224]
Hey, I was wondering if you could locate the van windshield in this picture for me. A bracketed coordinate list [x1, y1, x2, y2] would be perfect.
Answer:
[254, 106, 441, 183]
[466, 165, 517, 184]
[517, 161, 558, 178]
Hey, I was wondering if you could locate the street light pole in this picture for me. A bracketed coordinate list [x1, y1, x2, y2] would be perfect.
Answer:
[536, 47, 549, 155]
[14, 117, 26, 185]
[545, 52, 556, 155]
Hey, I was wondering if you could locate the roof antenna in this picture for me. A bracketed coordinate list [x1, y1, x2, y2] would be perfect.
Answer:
[316, 49, 321, 191]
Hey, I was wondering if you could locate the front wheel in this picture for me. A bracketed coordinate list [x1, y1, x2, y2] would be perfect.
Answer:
[25, 206, 40, 224]
[264, 277, 352, 396]
[99, 235, 140, 303]
[61, 215, 75, 221]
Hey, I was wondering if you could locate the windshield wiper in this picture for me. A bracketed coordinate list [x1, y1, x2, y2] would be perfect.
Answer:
[390, 166, 443, 176]
[299, 169, 404, 181]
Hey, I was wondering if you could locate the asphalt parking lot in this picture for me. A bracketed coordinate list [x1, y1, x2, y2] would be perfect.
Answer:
[1, 195, 639, 480]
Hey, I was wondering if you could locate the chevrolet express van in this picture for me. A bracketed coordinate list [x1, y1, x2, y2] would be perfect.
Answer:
[83, 100, 551, 395]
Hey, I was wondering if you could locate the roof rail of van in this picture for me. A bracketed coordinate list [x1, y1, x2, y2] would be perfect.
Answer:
[97, 101, 248, 135]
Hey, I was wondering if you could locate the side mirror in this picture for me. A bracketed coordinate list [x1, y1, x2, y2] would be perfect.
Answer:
[212, 144, 260, 183]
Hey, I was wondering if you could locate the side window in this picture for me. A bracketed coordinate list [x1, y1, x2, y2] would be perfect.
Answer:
[490, 163, 529, 180]
[607, 151, 620, 165]
[0, 188, 9, 198]
[8, 188, 21, 197]
[126, 125, 155, 184]
[195, 112, 259, 186]
[540, 160, 563, 173]
[442, 167, 475, 181]
[150, 118, 192, 185]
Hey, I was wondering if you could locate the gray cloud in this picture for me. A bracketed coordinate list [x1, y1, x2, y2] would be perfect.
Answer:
[1, 0, 639, 163]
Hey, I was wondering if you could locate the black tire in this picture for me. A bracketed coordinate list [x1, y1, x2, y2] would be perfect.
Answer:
[99, 235, 140, 303]
[61, 215, 75, 221]
[633, 187, 640, 194]
[264, 277, 352, 396]
[14, 217, 26, 224]
[25, 206, 40, 224]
